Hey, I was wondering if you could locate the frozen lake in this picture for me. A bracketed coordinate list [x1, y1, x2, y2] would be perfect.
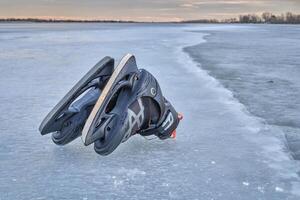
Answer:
[0, 23, 299, 199]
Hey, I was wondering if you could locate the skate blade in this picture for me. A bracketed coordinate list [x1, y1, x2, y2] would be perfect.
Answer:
[39, 57, 114, 135]
[82, 53, 137, 146]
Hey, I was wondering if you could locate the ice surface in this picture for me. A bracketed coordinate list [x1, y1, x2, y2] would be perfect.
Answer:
[184, 25, 300, 160]
[0, 23, 299, 199]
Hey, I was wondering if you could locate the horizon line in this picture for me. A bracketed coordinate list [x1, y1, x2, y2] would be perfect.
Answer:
[1, 12, 300, 24]
[1, 11, 300, 23]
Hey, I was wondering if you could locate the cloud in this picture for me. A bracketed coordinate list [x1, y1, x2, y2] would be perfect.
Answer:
[0, 0, 300, 21]
[180, 0, 266, 8]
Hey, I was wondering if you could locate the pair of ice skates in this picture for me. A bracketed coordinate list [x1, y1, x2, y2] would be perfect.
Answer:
[39, 54, 182, 155]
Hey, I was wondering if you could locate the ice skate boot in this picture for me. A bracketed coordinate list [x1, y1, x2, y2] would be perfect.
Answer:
[39, 57, 114, 145]
[82, 54, 182, 155]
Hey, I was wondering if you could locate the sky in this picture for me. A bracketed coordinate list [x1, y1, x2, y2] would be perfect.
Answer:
[0, 0, 300, 22]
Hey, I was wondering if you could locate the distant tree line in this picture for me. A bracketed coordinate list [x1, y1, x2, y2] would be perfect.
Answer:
[1, 12, 300, 24]
[179, 19, 220, 24]
[0, 18, 137, 23]
[183, 12, 300, 24]
[238, 12, 300, 24]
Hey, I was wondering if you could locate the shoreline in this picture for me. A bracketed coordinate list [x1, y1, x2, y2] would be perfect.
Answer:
[1, 20, 300, 25]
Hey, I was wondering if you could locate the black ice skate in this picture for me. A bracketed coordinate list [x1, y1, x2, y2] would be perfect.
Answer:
[82, 54, 183, 155]
[39, 57, 114, 145]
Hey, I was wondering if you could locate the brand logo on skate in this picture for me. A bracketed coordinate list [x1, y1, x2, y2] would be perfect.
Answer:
[150, 88, 156, 96]
[123, 99, 145, 142]
[162, 112, 174, 131]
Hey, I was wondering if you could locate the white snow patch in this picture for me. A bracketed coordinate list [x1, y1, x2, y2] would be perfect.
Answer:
[36, 197, 46, 200]
[257, 186, 265, 193]
[275, 187, 284, 192]
[169, 191, 179, 198]
[114, 179, 124, 187]
[242, 182, 249, 186]
[118, 167, 146, 179]
[162, 182, 169, 187]
[206, 178, 212, 183]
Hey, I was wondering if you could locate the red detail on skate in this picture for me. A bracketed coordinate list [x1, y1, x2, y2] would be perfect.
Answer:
[170, 130, 176, 139]
[178, 113, 183, 121]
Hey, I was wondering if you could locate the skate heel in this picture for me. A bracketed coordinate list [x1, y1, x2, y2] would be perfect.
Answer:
[178, 113, 184, 121]
[170, 130, 176, 139]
